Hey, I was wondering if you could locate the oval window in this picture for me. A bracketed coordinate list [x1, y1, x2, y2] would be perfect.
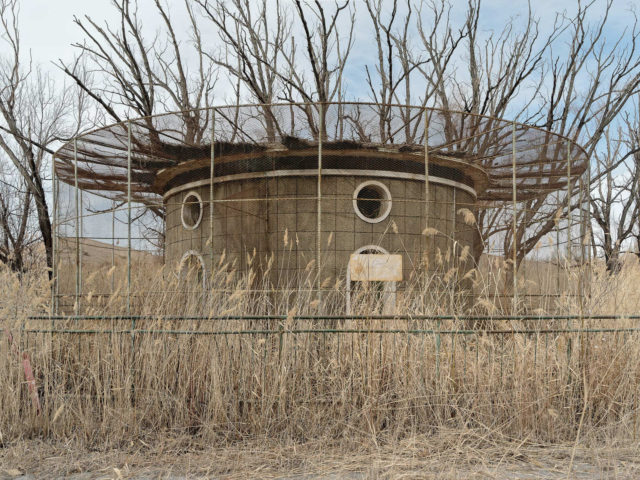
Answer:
[181, 191, 203, 230]
[353, 181, 392, 223]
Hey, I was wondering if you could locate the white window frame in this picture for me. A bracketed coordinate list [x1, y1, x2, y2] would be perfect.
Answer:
[178, 249, 207, 290]
[346, 245, 397, 315]
[352, 180, 392, 223]
[181, 190, 204, 230]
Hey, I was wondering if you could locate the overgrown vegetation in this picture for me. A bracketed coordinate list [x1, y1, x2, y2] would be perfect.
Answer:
[2, 244, 640, 450]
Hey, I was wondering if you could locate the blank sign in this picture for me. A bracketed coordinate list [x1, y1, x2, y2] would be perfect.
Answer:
[349, 254, 403, 282]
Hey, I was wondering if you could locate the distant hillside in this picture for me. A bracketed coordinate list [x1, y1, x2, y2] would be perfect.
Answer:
[56, 237, 162, 266]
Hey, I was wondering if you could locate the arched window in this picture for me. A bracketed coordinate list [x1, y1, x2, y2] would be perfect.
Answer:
[178, 250, 206, 290]
[346, 245, 398, 314]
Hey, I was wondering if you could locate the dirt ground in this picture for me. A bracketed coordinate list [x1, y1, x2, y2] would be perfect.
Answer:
[2, 435, 640, 479]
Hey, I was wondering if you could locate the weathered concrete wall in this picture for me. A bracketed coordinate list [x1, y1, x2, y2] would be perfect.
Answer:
[164, 174, 476, 291]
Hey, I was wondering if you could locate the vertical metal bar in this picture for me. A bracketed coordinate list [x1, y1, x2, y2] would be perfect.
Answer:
[587, 160, 592, 299]
[475, 332, 479, 394]
[110, 199, 115, 346]
[111, 200, 115, 294]
[578, 174, 585, 361]
[127, 121, 132, 315]
[452, 187, 457, 307]
[74, 138, 80, 315]
[500, 334, 504, 387]
[79, 189, 83, 305]
[512, 122, 517, 310]
[424, 108, 430, 305]
[579, 177, 586, 271]
[556, 191, 561, 295]
[429, 112, 439, 385]
[210, 109, 216, 281]
[566, 140, 573, 372]
[317, 102, 323, 307]
[51, 156, 57, 316]
[127, 120, 135, 407]
[435, 325, 441, 382]
[54, 170, 59, 313]
[463, 334, 467, 378]
[567, 140, 572, 264]
[534, 332, 538, 371]
[452, 188, 457, 268]
[449, 333, 455, 391]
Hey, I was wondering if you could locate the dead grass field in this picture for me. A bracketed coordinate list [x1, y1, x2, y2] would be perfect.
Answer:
[3, 434, 640, 479]
[3, 245, 640, 478]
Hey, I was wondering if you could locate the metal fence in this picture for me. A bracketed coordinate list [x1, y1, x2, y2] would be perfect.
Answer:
[51, 103, 591, 316]
[5, 312, 640, 441]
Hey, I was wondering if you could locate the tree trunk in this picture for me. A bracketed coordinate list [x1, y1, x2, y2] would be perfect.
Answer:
[33, 179, 53, 279]
[605, 248, 622, 274]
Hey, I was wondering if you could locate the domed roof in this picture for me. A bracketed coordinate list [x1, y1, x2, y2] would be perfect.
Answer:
[54, 102, 588, 205]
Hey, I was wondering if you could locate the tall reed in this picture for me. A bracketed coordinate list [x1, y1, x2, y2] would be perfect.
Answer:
[2, 245, 640, 449]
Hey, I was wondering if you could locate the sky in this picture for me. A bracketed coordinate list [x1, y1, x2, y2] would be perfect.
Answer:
[20, 1, 115, 66]
[18, 0, 635, 86]
[15, 0, 639, 138]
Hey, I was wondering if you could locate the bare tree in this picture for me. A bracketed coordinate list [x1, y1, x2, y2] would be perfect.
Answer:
[590, 127, 639, 272]
[277, 0, 355, 138]
[0, 0, 73, 276]
[196, 0, 292, 141]
[61, 0, 217, 145]
[622, 109, 640, 263]
[459, 0, 556, 270]
[509, 0, 640, 275]
[0, 170, 34, 272]
[415, 1, 468, 116]
[413, 0, 557, 271]
[362, 0, 433, 144]
[419, 0, 640, 284]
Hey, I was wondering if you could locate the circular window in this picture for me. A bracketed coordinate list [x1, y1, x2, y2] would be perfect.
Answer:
[178, 250, 206, 289]
[353, 181, 392, 223]
[181, 191, 203, 230]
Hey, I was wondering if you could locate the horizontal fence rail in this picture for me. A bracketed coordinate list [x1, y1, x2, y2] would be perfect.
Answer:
[3, 315, 639, 336]
[5, 310, 640, 444]
[5, 328, 640, 336]
[21, 314, 640, 322]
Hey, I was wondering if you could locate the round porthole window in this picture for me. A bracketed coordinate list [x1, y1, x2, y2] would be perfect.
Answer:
[353, 181, 392, 223]
[181, 191, 203, 230]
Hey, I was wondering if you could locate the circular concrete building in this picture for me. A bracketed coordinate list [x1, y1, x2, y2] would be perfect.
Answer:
[161, 148, 478, 291]
[53, 103, 588, 312]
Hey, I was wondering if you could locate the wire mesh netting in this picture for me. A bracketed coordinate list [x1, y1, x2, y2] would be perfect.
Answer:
[52, 102, 589, 316]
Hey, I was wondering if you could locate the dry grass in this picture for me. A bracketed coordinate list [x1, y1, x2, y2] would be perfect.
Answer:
[3, 434, 640, 478]
[2, 245, 640, 476]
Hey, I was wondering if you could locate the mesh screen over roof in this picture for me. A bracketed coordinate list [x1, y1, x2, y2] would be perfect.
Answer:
[53, 102, 588, 204]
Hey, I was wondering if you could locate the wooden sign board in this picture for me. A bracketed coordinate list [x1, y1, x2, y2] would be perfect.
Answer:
[349, 254, 403, 282]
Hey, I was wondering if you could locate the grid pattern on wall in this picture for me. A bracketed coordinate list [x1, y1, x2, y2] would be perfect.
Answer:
[51, 102, 589, 314]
